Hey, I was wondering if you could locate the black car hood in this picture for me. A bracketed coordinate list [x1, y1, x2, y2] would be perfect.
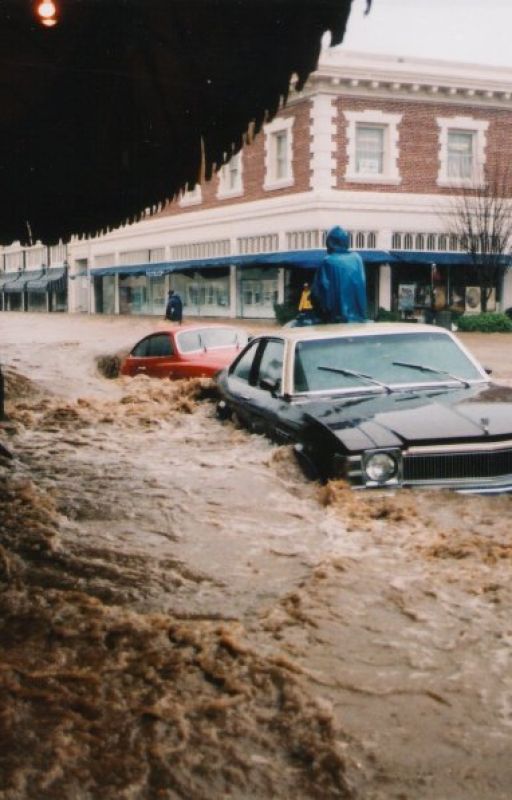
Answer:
[302, 383, 512, 452]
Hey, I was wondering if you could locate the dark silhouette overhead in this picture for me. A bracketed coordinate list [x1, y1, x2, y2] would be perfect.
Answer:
[0, 0, 366, 245]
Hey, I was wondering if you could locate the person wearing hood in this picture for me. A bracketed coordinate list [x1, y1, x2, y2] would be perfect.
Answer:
[310, 226, 367, 323]
[165, 289, 183, 323]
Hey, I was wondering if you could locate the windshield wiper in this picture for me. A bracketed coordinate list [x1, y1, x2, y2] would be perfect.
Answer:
[318, 365, 392, 393]
[392, 361, 470, 388]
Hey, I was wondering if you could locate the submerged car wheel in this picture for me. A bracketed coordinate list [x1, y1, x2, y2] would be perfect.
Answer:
[293, 443, 321, 482]
[216, 400, 232, 421]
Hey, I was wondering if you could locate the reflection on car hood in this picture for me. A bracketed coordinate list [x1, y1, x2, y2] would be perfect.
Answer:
[302, 383, 512, 451]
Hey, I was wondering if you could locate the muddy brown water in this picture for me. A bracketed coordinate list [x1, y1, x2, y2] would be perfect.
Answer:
[1, 312, 512, 799]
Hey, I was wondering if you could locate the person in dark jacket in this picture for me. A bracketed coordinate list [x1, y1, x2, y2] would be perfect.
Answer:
[310, 226, 367, 323]
[165, 290, 183, 323]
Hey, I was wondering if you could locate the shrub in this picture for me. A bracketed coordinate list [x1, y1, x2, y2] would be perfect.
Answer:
[375, 307, 401, 322]
[457, 312, 512, 333]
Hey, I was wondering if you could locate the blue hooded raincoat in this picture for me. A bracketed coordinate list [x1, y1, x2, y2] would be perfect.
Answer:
[310, 226, 367, 323]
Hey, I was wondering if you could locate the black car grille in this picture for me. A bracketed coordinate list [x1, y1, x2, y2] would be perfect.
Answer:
[403, 446, 512, 483]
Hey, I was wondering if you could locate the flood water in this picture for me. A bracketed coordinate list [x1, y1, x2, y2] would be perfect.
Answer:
[1, 312, 512, 799]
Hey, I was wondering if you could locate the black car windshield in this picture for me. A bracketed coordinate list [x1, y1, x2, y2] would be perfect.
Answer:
[293, 332, 484, 394]
[177, 328, 247, 353]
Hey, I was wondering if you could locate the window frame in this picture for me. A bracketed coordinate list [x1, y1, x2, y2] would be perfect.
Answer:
[344, 110, 402, 185]
[264, 116, 294, 191]
[179, 183, 203, 207]
[437, 116, 488, 187]
[217, 151, 243, 199]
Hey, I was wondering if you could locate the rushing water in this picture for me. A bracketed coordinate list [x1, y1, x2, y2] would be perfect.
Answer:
[1, 313, 512, 799]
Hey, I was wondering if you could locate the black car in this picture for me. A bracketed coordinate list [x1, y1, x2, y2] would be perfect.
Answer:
[215, 323, 512, 492]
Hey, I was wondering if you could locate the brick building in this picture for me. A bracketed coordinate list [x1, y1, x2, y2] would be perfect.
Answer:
[3, 49, 512, 319]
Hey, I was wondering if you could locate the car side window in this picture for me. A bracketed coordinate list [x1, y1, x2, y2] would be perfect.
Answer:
[177, 330, 201, 353]
[231, 340, 260, 383]
[132, 337, 150, 357]
[257, 339, 284, 390]
[147, 334, 174, 357]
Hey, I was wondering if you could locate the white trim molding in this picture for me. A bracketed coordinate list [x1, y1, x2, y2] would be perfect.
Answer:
[344, 109, 402, 185]
[263, 116, 295, 191]
[436, 115, 489, 187]
[309, 94, 337, 191]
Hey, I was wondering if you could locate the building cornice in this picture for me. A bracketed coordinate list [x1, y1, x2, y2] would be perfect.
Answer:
[294, 49, 512, 109]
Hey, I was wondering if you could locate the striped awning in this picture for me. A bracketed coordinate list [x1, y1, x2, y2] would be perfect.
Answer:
[26, 268, 67, 293]
[0, 271, 20, 291]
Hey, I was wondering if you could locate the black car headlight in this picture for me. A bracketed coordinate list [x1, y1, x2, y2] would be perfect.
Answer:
[363, 451, 400, 484]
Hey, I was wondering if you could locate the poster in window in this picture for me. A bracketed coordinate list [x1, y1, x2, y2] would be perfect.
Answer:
[465, 286, 481, 313]
[398, 284, 416, 311]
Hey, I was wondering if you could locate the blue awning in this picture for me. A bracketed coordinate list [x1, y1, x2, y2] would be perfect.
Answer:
[26, 267, 67, 292]
[91, 249, 394, 277]
[90, 248, 512, 279]
[390, 250, 512, 267]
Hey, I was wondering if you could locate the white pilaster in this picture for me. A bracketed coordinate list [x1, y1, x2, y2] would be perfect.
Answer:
[309, 94, 337, 191]
[378, 264, 392, 311]
[114, 274, 120, 314]
[501, 268, 512, 312]
[229, 264, 237, 318]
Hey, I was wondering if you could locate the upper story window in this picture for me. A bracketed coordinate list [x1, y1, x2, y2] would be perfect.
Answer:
[344, 110, 402, 185]
[264, 116, 294, 191]
[179, 183, 202, 207]
[356, 125, 384, 176]
[274, 132, 289, 179]
[437, 116, 488, 187]
[447, 131, 474, 179]
[217, 151, 243, 198]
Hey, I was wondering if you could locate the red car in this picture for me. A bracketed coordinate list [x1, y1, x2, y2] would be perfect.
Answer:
[120, 324, 248, 380]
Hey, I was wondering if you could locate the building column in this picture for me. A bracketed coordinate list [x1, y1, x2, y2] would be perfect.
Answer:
[501, 268, 512, 312]
[89, 275, 96, 314]
[114, 274, 120, 314]
[378, 264, 392, 311]
[229, 264, 237, 318]
[309, 93, 337, 191]
[277, 268, 285, 304]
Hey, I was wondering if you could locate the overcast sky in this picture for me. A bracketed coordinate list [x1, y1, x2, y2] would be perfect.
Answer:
[339, 0, 512, 67]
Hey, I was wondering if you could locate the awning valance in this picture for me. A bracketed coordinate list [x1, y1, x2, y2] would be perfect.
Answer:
[0, 272, 20, 291]
[91, 249, 394, 278]
[3, 275, 29, 294]
[26, 268, 67, 293]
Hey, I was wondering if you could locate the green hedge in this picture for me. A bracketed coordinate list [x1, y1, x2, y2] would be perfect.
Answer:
[457, 312, 512, 333]
[375, 307, 401, 322]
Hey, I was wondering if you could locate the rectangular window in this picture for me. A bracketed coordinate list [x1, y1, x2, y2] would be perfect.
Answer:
[356, 125, 384, 175]
[227, 152, 241, 190]
[274, 131, 289, 180]
[447, 131, 474, 179]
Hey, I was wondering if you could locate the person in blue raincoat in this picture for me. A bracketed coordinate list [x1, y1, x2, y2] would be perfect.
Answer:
[310, 226, 367, 323]
[165, 289, 183, 323]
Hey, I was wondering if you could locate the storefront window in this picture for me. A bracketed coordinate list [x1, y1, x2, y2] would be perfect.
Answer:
[239, 267, 278, 318]
[171, 270, 230, 317]
[27, 292, 47, 312]
[95, 276, 115, 315]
